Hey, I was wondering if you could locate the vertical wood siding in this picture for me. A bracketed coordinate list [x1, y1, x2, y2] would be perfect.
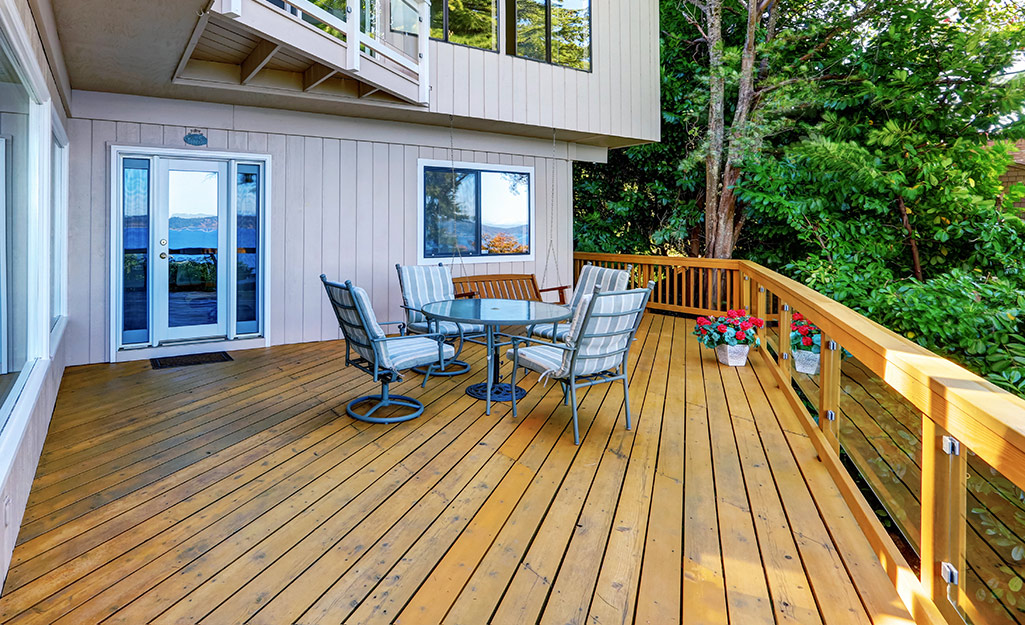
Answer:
[67, 101, 576, 366]
[424, 0, 660, 144]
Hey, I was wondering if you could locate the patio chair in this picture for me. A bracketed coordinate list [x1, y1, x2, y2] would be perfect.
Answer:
[529, 262, 633, 343]
[321, 275, 454, 423]
[395, 263, 483, 376]
[509, 281, 653, 445]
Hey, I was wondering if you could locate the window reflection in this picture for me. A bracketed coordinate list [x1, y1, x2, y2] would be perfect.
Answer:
[122, 159, 150, 345]
[423, 166, 531, 258]
[481, 172, 529, 255]
[514, 0, 590, 70]
[431, 0, 499, 51]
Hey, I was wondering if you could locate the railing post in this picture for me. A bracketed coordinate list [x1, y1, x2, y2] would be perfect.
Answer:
[778, 301, 792, 379]
[818, 331, 840, 454]
[921, 419, 967, 624]
[740, 273, 751, 313]
[417, 0, 430, 104]
[751, 281, 765, 350]
[346, 3, 361, 72]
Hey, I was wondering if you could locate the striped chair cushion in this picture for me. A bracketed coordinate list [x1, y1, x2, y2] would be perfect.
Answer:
[397, 264, 456, 324]
[323, 282, 384, 366]
[406, 320, 485, 336]
[568, 264, 630, 312]
[383, 337, 455, 371]
[530, 322, 571, 342]
[568, 290, 647, 377]
[509, 344, 566, 377]
[530, 264, 630, 342]
[509, 290, 646, 380]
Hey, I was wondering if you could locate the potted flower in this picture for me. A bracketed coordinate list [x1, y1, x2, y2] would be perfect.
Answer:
[694, 309, 764, 367]
[790, 313, 822, 374]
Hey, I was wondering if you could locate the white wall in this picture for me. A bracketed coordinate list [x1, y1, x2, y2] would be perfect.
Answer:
[67, 91, 578, 366]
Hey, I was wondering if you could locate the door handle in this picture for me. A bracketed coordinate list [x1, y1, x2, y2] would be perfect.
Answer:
[160, 239, 168, 246]
[159, 252, 168, 259]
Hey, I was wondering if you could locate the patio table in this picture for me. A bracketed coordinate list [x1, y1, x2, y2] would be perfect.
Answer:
[421, 298, 571, 415]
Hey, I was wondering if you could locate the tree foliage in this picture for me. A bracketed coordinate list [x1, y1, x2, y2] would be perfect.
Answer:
[575, 0, 1025, 398]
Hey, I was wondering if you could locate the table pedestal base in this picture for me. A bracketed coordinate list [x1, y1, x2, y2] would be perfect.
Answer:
[466, 383, 526, 403]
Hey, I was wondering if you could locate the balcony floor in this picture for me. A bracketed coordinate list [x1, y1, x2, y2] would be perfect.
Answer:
[0, 314, 915, 625]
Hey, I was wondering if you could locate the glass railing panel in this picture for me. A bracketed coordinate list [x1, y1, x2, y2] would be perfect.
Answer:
[963, 449, 1025, 624]
[835, 351, 924, 562]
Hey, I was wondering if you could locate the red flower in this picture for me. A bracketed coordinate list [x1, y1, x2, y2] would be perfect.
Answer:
[792, 312, 804, 321]
[752, 318, 764, 328]
[696, 317, 710, 326]
[740, 320, 753, 330]
[736, 309, 747, 316]
[701, 328, 708, 335]
[717, 324, 729, 333]
[735, 331, 747, 340]
[798, 326, 810, 336]
[726, 309, 739, 318]
[802, 336, 813, 347]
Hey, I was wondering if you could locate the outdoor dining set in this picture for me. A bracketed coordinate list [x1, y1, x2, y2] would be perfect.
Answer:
[320, 263, 654, 445]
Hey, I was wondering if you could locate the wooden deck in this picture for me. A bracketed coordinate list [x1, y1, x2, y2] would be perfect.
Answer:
[0, 313, 916, 625]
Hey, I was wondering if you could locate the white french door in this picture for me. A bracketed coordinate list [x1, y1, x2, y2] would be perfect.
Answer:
[154, 158, 229, 342]
[114, 149, 267, 353]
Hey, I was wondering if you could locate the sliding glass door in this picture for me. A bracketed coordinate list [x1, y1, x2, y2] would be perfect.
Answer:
[117, 153, 265, 350]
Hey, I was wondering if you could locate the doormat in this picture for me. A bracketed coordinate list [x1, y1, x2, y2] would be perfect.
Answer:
[151, 351, 233, 369]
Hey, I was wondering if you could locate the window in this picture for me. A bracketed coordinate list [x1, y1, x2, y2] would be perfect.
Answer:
[420, 161, 533, 262]
[512, 0, 591, 70]
[0, 36, 38, 425]
[430, 0, 499, 51]
[50, 128, 67, 331]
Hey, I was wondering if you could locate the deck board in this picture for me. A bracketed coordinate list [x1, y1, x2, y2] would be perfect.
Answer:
[0, 316, 916, 625]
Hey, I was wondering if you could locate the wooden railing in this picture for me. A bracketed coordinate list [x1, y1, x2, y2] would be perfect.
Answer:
[573, 252, 1025, 625]
[573, 253, 742, 315]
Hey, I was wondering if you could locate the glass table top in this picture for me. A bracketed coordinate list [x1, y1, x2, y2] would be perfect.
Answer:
[421, 298, 571, 326]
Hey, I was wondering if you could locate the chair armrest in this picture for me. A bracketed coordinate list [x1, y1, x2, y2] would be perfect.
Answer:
[538, 284, 570, 305]
[375, 331, 447, 343]
[509, 335, 574, 351]
[455, 291, 476, 299]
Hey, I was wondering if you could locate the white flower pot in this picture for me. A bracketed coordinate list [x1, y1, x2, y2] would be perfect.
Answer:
[715, 344, 750, 367]
[794, 350, 820, 375]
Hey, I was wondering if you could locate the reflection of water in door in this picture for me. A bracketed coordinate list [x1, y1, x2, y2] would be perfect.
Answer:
[167, 170, 219, 328]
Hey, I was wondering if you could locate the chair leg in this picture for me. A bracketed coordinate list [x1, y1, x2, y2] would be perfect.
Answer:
[569, 382, 580, 445]
[561, 382, 569, 405]
[511, 349, 520, 418]
[622, 377, 632, 431]
[346, 381, 424, 424]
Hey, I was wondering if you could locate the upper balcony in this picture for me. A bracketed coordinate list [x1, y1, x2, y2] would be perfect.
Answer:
[180, 0, 431, 106]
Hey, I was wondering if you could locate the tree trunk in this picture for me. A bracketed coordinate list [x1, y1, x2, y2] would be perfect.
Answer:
[897, 196, 924, 280]
[704, 0, 725, 255]
[705, 0, 762, 259]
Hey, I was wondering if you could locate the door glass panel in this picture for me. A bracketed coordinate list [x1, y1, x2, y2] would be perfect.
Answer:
[167, 169, 219, 328]
[236, 165, 260, 335]
[122, 158, 150, 344]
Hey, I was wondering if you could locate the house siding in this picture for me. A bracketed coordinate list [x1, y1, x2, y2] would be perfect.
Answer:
[66, 91, 578, 367]
[424, 0, 662, 144]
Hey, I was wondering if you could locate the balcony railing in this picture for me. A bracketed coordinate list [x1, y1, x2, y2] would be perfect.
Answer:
[575, 251, 1025, 625]
[218, 0, 431, 103]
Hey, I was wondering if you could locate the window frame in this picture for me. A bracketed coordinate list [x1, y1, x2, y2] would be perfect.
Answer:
[429, 0, 502, 53]
[49, 109, 68, 342]
[417, 159, 535, 265]
[509, 0, 593, 72]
